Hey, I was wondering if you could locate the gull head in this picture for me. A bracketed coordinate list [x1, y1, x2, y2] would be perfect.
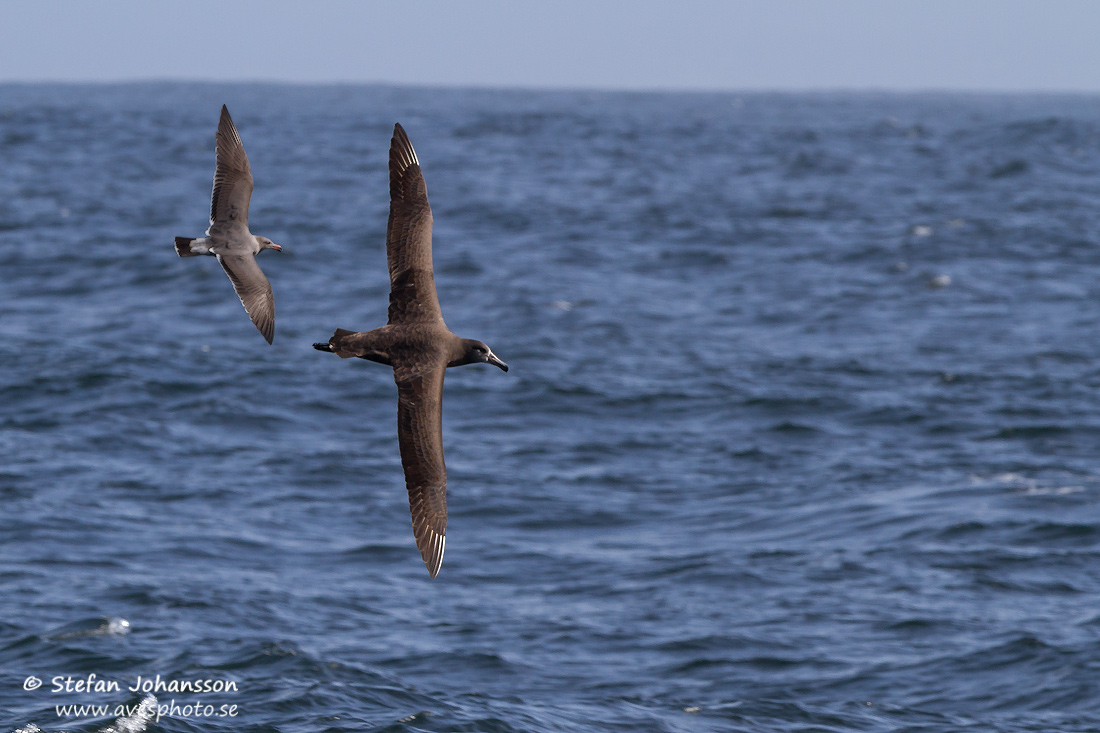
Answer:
[257, 236, 282, 252]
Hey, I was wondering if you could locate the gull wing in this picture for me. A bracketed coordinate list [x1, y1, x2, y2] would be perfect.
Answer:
[218, 254, 275, 344]
[209, 105, 254, 235]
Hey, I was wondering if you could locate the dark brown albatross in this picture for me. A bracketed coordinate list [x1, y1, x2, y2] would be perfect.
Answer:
[314, 124, 508, 579]
[174, 105, 282, 344]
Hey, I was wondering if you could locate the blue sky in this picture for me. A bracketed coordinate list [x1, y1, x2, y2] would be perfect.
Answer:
[2, 0, 1099, 91]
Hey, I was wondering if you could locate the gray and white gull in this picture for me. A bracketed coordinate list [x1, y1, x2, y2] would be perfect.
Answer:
[175, 105, 282, 344]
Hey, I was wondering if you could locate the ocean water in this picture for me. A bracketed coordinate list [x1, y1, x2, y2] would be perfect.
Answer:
[2, 84, 1100, 732]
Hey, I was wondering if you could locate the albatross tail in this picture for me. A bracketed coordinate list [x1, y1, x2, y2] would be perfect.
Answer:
[314, 328, 360, 358]
[313, 328, 393, 364]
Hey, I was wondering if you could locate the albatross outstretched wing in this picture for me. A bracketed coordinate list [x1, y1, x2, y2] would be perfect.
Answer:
[395, 365, 448, 578]
[218, 254, 275, 344]
[209, 105, 254, 235]
[386, 124, 443, 325]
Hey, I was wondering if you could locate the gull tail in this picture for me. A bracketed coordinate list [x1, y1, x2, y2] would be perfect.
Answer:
[175, 237, 210, 257]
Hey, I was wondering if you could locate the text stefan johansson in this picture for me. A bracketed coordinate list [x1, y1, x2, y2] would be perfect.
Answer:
[51, 674, 238, 694]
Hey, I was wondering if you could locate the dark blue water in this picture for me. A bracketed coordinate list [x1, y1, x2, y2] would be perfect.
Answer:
[3, 84, 1100, 732]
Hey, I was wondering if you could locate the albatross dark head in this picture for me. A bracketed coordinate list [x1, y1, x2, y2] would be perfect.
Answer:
[454, 339, 508, 372]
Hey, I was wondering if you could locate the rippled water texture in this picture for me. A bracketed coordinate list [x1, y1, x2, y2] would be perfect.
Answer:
[3, 85, 1100, 731]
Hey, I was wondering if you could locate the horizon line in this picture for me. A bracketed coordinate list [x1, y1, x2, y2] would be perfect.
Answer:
[0, 78, 1099, 98]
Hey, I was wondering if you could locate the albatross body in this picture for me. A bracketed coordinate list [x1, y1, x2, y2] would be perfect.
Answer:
[175, 105, 282, 344]
[314, 124, 508, 579]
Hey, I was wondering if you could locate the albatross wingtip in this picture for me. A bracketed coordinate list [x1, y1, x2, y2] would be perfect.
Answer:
[424, 534, 446, 579]
[389, 123, 419, 170]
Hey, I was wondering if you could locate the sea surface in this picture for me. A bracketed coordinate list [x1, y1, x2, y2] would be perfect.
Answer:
[2, 84, 1100, 732]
